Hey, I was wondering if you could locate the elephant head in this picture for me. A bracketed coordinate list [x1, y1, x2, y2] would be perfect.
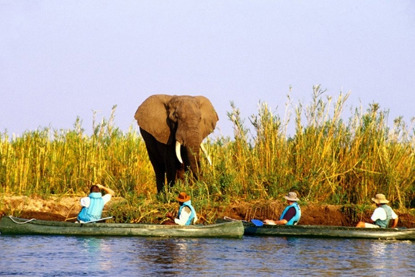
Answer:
[134, 94, 218, 192]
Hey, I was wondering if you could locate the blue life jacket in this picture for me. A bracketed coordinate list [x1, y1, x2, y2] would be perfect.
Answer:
[280, 202, 301, 225]
[178, 200, 197, 225]
[375, 204, 393, 228]
[77, 192, 105, 222]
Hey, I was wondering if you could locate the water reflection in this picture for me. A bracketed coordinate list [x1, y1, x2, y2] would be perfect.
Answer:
[137, 238, 189, 274]
[240, 237, 415, 276]
[0, 236, 414, 276]
[77, 237, 114, 272]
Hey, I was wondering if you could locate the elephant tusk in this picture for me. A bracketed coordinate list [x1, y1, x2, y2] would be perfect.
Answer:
[176, 141, 183, 164]
[200, 144, 212, 166]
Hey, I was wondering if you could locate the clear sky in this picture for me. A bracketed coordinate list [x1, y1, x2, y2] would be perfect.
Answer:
[1, 1, 414, 138]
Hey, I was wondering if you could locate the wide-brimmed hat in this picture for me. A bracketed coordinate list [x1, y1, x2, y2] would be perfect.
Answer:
[284, 192, 299, 202]
[176, 192, 191, 202]
[372, 193, 389, 204]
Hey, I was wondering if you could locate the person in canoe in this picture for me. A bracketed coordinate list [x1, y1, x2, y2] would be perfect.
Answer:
[263, 191, 301, 225]
[356, 193, 399, 228]
[77, 184, 115, 223]
[165, 192, 198, 225]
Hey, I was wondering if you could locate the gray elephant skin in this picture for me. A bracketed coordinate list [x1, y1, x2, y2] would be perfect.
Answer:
[134, 94, 219, 193]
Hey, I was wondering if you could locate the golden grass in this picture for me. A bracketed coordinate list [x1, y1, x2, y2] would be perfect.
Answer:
[1, 89, 414, 222]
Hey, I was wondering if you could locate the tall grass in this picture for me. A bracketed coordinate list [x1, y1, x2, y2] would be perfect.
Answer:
[1, 89, 414, 217]
[203, 86, 414, 209]
[0, 106, 154, 197]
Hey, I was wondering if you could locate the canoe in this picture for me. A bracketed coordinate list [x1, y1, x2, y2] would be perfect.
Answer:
[0, 216, 244, 238]
[243, 221, 415, 240]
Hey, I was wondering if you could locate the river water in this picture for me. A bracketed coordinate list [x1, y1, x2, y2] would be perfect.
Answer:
[0, 235, 414, 276]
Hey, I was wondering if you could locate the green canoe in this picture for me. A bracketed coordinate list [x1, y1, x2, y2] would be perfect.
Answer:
[243, 222, 415, 240]
[0, 216, 244, 239]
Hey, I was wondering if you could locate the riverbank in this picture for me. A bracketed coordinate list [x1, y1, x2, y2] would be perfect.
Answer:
[1, 194, 414, 227]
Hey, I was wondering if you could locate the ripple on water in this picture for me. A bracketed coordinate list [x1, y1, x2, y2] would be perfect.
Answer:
[0, 235, 414, 276]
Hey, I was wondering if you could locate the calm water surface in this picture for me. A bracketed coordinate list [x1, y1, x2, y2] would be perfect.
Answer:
[0, 235, 414, 276]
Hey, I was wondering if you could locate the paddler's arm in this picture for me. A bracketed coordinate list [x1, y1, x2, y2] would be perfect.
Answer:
[263, 219, 288, 225]
[97, 184, 115, 196]
[264, 207, 295, 225]
[391, 217, 398, 228]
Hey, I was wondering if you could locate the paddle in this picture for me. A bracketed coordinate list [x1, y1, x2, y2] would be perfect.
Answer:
[223, 216, 250, 224]
[251, 219, 264, 227]
[82, 216, 114, 224]
[224, 216, 264, 226]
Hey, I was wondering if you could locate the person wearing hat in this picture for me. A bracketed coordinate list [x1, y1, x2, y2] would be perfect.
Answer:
[166, 192, 198, 226]
[356, 193, 399, 228]
[263, 192, 301, 225]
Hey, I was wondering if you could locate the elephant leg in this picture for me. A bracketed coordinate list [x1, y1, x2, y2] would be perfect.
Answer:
[155, 171, 166, 193]
[166, 170, 176, 188]
[140, 128, 167, 193]
[176, 163, 185, 180]
[148, 151, 167, 193]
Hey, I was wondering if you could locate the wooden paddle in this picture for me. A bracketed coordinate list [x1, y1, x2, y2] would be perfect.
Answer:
[82, 216, 114, 224]
[224, 216, 264, 226]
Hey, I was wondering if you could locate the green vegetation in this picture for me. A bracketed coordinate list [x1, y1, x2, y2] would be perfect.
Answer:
[1, 88, 414, 223]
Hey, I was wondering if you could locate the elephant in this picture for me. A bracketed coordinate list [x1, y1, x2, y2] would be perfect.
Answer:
[134, 94, 219, 193]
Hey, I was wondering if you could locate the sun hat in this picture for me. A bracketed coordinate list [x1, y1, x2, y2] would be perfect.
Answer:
[176, 192, 191, 203]
[284, 192, 300, 202]
[372, 193, 389, 204]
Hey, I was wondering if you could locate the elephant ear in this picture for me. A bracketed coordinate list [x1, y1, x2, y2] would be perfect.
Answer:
[196, 96, 219, 139]
[134, 94, 173, 144]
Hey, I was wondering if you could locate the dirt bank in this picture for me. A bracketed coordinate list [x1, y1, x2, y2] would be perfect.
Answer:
[1, 195, 414, 227]
[222, 200, 415, 228]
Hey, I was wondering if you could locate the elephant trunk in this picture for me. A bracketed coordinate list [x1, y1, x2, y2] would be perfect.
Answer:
[175, 127, 202, 177]
[187, 143, 201, 177]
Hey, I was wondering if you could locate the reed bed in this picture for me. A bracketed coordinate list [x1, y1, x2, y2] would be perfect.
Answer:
[1, 89, 414, 222]
[0, 107, 153, 197]
[206, 87, 414, 209]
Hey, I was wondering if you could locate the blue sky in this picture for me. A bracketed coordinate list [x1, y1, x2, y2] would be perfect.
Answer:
[1, 1, 414, 138]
